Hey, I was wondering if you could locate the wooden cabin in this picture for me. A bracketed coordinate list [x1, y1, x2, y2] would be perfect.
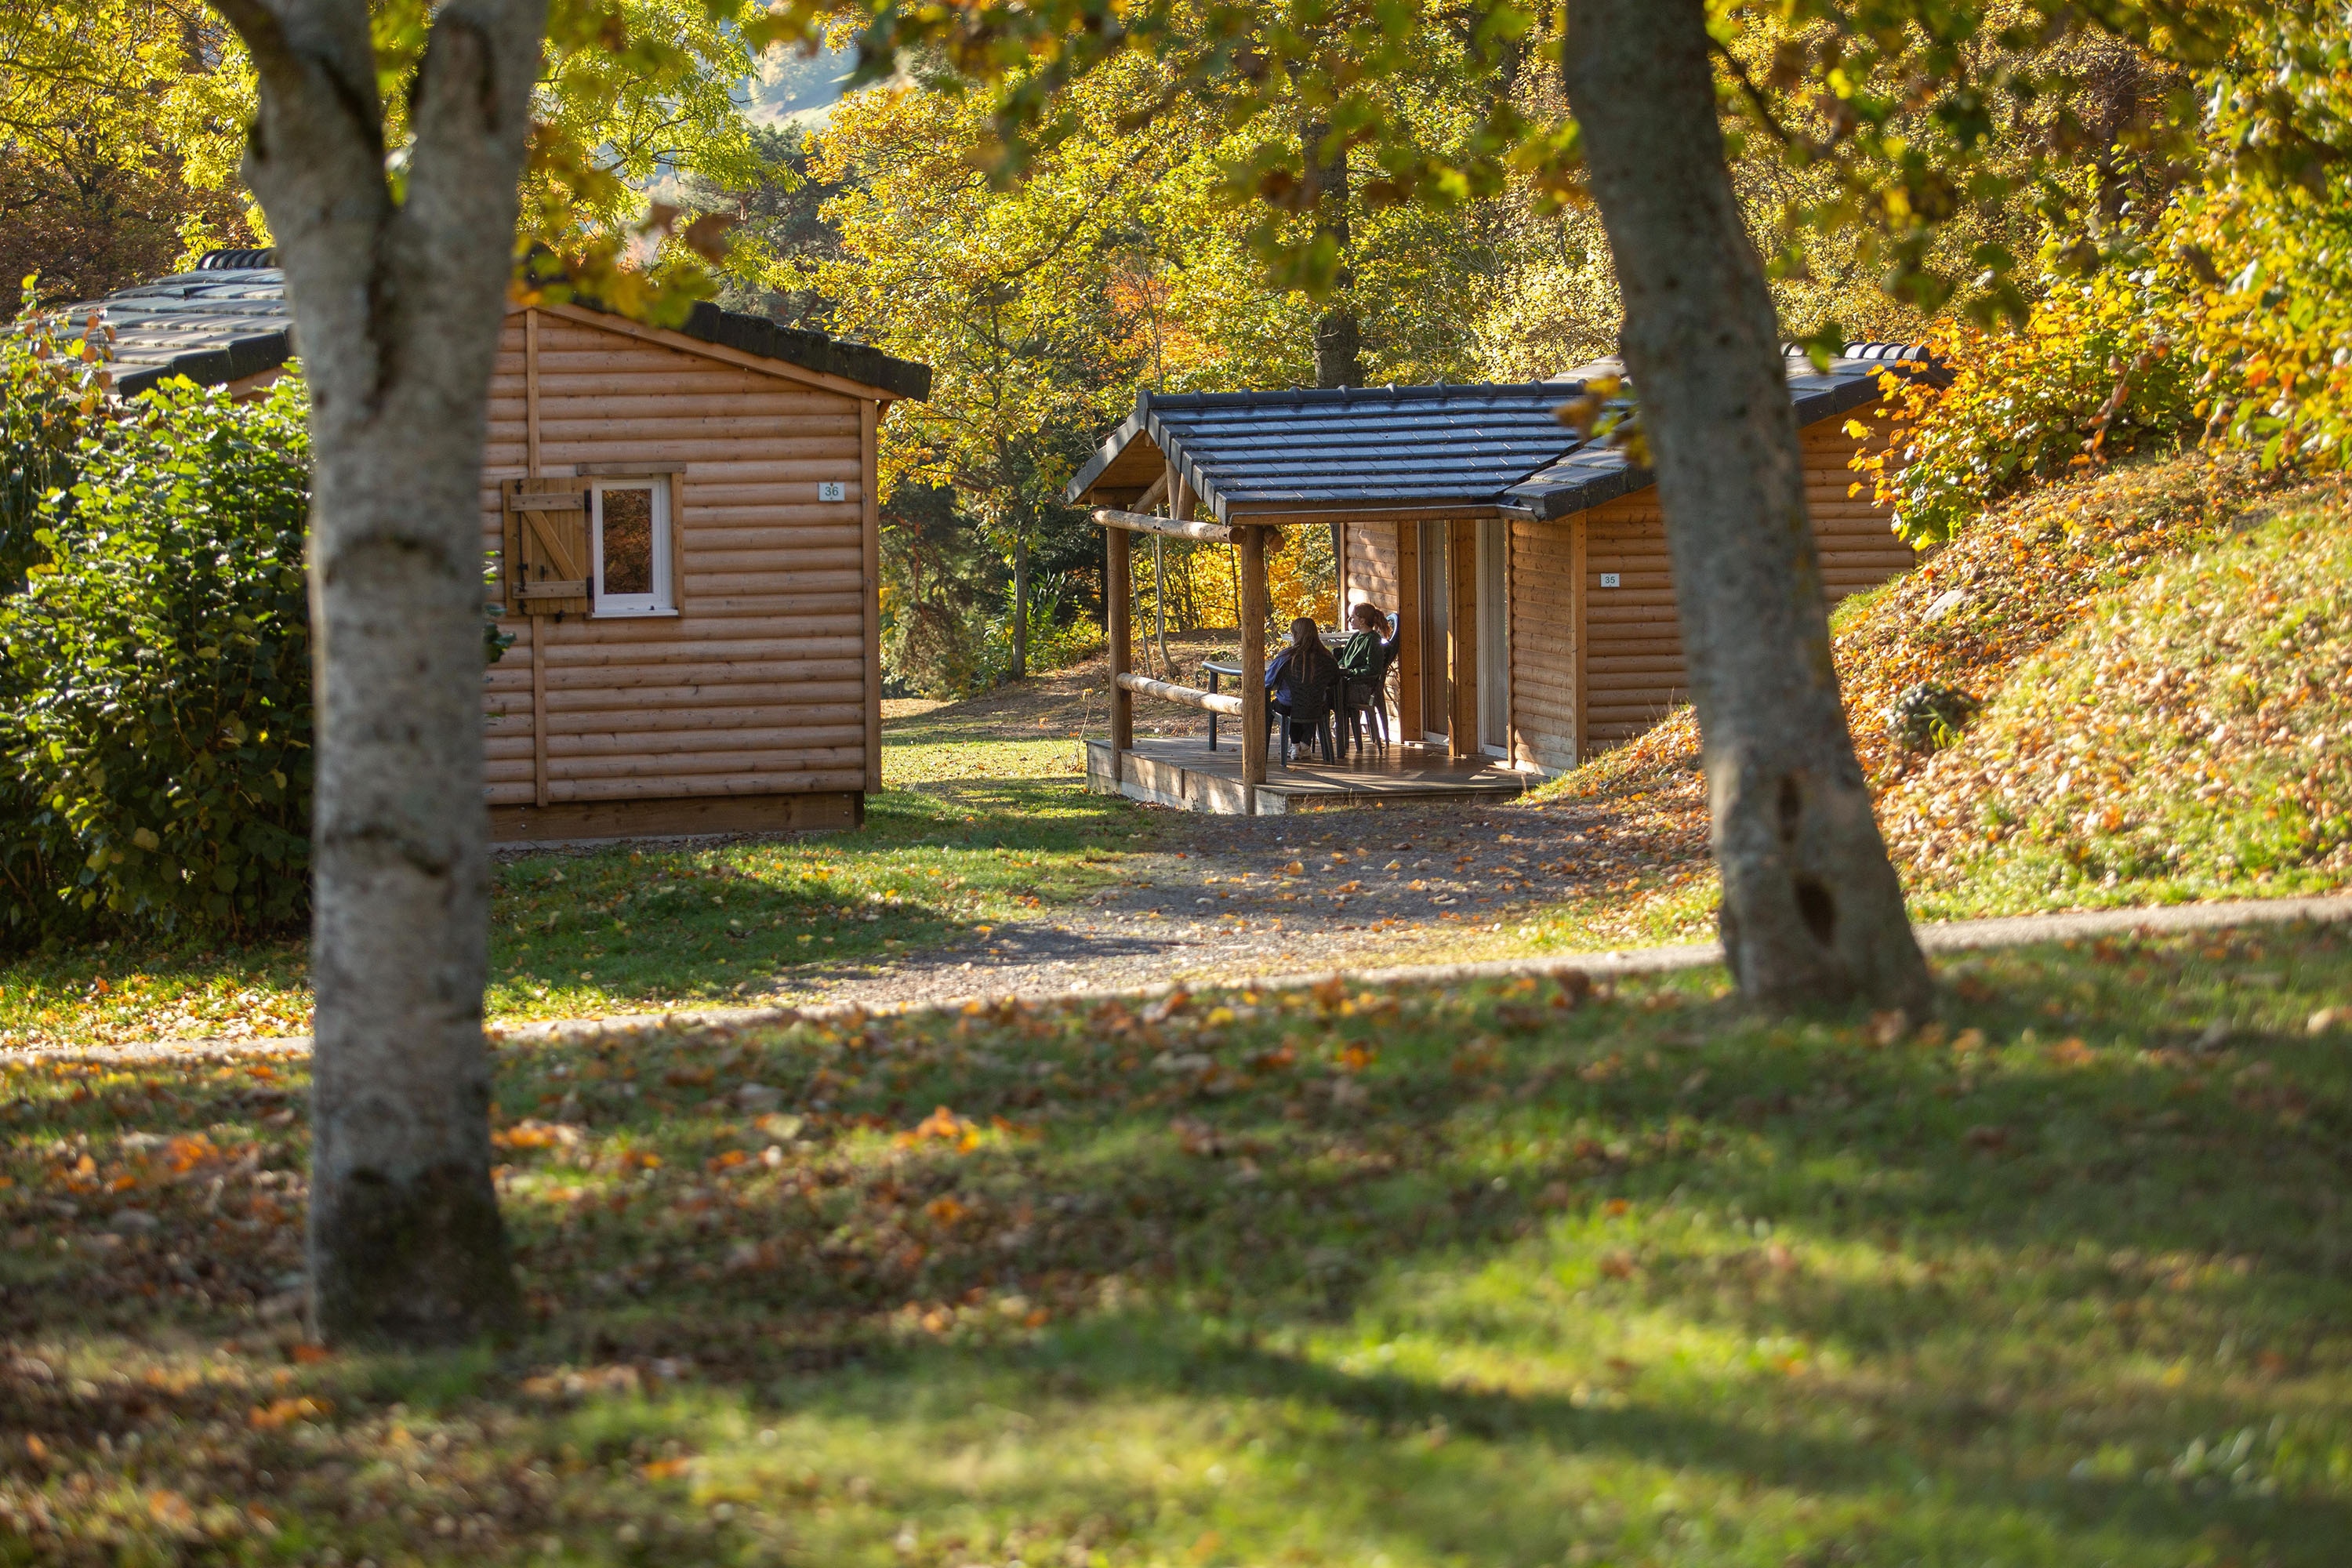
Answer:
[85, 252, 931, 842]
[1067, 347, 1926, 811]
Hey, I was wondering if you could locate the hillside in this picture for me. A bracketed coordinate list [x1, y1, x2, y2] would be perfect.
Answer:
[1528, 450, 2351, 937]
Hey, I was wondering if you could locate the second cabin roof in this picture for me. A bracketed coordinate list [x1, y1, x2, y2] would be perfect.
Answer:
[72, 250, 933, 402]
[1065, 346, 1934, 524]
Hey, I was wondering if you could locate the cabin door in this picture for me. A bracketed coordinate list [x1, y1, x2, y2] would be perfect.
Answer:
[1476, 517, 1511, 758]
[1417, 519, 1451, 743]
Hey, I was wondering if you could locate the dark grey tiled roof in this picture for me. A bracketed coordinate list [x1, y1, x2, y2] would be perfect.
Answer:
[72, 252, 931, 401]
[89, 260, 296, 398]
[1067, 347, 1936, 522]
[1501, 347, 1935, 521]
[1065, 382, 1583, 521]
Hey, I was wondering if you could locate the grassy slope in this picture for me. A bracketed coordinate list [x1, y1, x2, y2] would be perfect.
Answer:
[1518, 452, 2352, 947]
[6, 926, 2351, 1564]
[1888, 495, 2352, 914]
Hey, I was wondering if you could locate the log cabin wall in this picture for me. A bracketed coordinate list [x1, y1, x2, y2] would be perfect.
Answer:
[1342, 517, 1402, 617]
[1508, 515, 1578, 772]
[481, 308, 875, 841]
[1507, 415, 1916, 764]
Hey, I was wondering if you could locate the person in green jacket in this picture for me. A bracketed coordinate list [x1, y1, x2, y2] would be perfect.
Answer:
[1338, 601, 1389, 681]
[1337, 601, 1394, 754]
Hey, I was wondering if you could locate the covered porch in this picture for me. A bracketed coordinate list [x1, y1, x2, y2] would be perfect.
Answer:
[1084, 734, 1529, 815]
[1070, 381, 1583, 816]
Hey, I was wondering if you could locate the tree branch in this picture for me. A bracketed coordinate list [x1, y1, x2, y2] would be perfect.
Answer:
[1708, 36, 1802, 151]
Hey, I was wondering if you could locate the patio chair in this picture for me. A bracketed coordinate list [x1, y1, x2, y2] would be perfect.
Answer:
[1269, 667, 1339, 766]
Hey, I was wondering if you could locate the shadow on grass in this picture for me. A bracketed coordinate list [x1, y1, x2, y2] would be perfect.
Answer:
[6, 921, 2350, 1564]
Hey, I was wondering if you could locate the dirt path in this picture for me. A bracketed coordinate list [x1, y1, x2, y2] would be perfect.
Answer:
[27, 892, 2352, 1064]
[768, 786, 1671, 1009]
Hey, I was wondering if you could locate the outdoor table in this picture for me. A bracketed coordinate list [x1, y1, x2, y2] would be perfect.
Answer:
[1200, 635, 1346, 750]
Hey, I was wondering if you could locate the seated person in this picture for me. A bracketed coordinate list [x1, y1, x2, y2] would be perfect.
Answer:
[1337, 600, 1391, 683]
[1265, 616, 1341, 746]
[1335, 600, 1395, 750]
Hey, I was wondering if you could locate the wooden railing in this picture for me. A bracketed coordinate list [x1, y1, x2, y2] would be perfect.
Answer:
[1115, 671, 1243, 715]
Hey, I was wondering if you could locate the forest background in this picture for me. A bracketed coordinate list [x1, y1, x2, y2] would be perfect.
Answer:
[1, 0, 2343, 699]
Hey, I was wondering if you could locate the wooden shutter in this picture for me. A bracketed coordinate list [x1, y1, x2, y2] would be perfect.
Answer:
[504, 477, 590, 617]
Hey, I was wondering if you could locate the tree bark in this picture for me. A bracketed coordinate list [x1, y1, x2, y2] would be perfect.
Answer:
[1011, 523, 1029, 679]
[215, 0, 541, 1341]
[1560, 0, 1932, 1013]
[1305, 121, 1362, 391]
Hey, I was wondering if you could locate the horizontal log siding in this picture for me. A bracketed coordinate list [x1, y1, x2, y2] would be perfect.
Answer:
[1506, 416, 1918, 754]
[1345, 517, 1401, 615]
[483, 312, 872, 806]
[1508, 516, 1577, 772]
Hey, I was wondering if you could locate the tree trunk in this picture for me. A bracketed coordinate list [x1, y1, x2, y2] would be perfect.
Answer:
[1011, 524, 1029, 680]
[218, 0, 540, 1341]
[1152, 534, 1170, 675]
[1305, 121, 1362, 391]
[1560, 0, 1932, 1013]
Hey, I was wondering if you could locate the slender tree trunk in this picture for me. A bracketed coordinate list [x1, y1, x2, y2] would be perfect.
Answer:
[216, 0, 541, 1341]
[1305, 121, 1362, 391]
[1306, 120, 1357, 622]
[1561, 0, 1931, 1012]
[1011, 524, 1029, 680]
[1153, 534, 1172, 674]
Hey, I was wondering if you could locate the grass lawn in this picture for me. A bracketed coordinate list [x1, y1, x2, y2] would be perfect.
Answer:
[8, 924, 2352, 1564]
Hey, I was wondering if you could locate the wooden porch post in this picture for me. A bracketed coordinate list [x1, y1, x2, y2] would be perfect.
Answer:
[1396, 521, 1421, 739]
[1107, 526, 1132, 780]
[1237, 524, 1269, 806]
[1448, 515, 1479, 760]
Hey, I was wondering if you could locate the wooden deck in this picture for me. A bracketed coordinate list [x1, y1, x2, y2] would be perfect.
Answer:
[1085, 735, 1534, 815]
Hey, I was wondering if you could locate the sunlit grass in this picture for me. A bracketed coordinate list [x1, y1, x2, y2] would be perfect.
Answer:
[7, 923, 2350, 1563]
[882, 734, 1090, 786]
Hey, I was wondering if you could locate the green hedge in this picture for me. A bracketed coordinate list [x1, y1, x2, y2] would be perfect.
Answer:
[1, 296, 108, 593]
[0, 376, 314, 949]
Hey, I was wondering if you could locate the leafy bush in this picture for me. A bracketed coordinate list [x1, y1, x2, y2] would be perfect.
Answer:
[2168, 6, 2352, 472]
[0, 289, 111, 590]
[0, 375, 314, 949]
[1851, 271, 2206, 546]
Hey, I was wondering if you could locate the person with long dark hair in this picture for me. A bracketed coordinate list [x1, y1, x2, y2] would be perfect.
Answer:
[1265, 615, 1341, 760]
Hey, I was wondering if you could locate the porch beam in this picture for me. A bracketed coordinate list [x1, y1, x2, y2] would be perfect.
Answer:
[1133, 468, 1171, 514]
[1449, 515, 1480, 760]
[1093, 508, 1233, 543]
[1224, 504, 1507, 526]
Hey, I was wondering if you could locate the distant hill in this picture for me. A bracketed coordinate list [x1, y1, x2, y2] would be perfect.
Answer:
[746, 45, 857, 129]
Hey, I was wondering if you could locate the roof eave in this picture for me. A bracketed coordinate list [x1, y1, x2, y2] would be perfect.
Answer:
[114, 328, 295, 400]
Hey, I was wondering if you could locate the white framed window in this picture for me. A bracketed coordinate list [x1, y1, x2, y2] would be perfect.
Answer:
[590, 477, 673, 617]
